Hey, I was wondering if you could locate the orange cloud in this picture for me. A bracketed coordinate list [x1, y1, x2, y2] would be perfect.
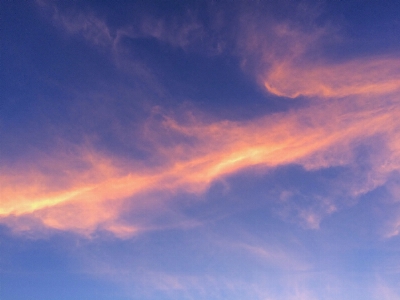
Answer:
[262, 58, 400, 98]
[2, 10, 400, 236]
[1, 95, 400, 236]
[236, 13, 400, 99]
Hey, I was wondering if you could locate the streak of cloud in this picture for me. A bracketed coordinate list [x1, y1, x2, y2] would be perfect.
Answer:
[1, 94, 400, 236]
[2, 0, 397, 239]
[262, 58, 400, 98]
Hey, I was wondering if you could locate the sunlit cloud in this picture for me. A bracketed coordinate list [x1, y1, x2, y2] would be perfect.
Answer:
[240, 27, 400, 99]
[262, 58, 400, 98]
[234, 6, 400, 99]
[4, 1, 400, 300]
[2, 0, 398, 240]
[2, 92, 400, 236]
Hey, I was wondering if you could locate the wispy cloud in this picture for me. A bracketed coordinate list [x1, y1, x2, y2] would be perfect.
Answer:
[6, 0, 396, 239]
[37, 0, 113, 47]
[373, 277, 400, 300]
[262, 58, 400, 98]
[2, 93, 400, 236]
[5, 2, 400, 300]
[236, 8, 400, 98]
[37, 0, 208, 52]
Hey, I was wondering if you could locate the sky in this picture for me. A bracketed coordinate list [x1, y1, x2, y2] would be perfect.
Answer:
[1, 0, 400, 299]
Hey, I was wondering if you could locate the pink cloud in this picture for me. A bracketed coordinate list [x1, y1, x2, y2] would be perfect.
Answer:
[7, 1, 399, 237]
[262, 58, 400, 98]
[2, 92, 400, 236]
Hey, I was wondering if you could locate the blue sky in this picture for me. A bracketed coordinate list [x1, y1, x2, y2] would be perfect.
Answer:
[2, 0, 400, 299]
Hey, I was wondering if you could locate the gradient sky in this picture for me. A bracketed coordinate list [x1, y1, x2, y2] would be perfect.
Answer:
[2, 1, 400, 299]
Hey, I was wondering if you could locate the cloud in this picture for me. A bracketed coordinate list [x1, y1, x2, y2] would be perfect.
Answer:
[1, 92, 400, 236]
[79, 259, 315, 300]
[0, 149, 138, 236]
[39, 0, 400, 101]
[36, 0, 114, 47]
[232, 242, 310, 271]
[234, 3, 400, 98]
[373, 277, 400, 300]
[262, 58, 400, 98]
[37, 0, 208, 53]
[8, 0, 397, 238]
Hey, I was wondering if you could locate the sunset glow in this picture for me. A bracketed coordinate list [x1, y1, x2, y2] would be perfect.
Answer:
[2, 1, 400, 299]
